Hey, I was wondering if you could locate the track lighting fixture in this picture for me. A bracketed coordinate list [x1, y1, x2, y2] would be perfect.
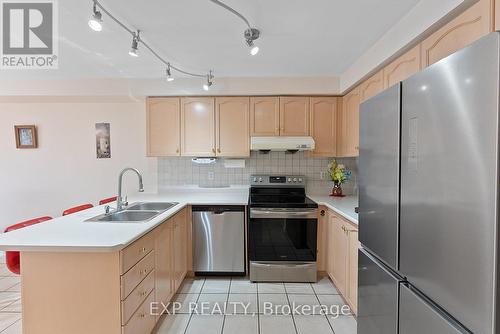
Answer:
[209, 0, 261, 56]
[203, 71, 214, 91]
[166, 64, 174, 82]
[244, 28, 260, 56]
[128, 31, 140, 57]
[87, 0, 213, 87]
[88, 2, 103, 32]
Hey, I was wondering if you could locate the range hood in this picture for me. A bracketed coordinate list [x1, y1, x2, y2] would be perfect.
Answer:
[250, 136, 315, 152]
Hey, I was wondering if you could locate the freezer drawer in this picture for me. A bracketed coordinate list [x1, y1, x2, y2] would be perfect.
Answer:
[357, 248, 402, 334]
[359, 84, 400, 270]
[399, 284, 468, 334]
[400, 33, 499, 334]
[192, 206, 245, 274]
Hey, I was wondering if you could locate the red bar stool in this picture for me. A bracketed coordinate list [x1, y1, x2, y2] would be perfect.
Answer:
[4, 216, 53, 275]
[99, 196, 117, 205]
[62, 204, 94, 216]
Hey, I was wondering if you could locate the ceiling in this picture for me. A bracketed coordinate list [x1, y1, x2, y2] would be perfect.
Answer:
[1, 0, 422, 81]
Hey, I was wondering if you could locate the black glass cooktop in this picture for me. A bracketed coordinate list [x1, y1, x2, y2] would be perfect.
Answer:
[249, 187, 318, 208]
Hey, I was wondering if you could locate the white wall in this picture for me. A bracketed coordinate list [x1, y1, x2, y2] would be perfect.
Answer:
[0, 98, 157, 230]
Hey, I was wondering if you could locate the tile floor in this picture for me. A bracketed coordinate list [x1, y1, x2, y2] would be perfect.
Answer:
[0, 257, 357, 334]
[153, 276, 357, 334]
[0, 259, 22, 334]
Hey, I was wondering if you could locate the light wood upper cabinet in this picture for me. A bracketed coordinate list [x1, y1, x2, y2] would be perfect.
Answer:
[338, 88, 360, 157]
[146, 97, 180, 157]
[309, 97, 337, 157]
[279, 97, 310, 136]
[421, 0, 493, 67]
[359, 70, 384, 102]
[383, 44, 421, 89]
[250, 97, 280, 136]
[216, 97, 250, 157]
[180, 97, 215, 157]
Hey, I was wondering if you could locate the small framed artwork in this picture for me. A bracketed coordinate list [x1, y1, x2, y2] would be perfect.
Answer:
[14, 125, 38, 149]
[95, 122, 111, 159]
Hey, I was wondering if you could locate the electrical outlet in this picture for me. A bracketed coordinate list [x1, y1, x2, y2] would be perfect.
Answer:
[320, 171, 326, 180]
[208, 171, 215, 181]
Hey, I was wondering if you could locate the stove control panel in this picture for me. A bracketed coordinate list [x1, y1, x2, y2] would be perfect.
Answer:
[250, 175, 305, 186]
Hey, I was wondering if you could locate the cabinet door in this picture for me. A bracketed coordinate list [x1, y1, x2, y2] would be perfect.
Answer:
[155, 221, 174, 307]
[347, 228, 360, 315]
[359, 71, 384, 103]
[279, 97, 310, 136]
[250, 97, 280, 136]
[326, 211, 336, 277]
[383, 45, 421, 89]
[173, 209, 187, 291]
[216, 97, 250, 157]
[338, 88, 360, 157]
[316, 207, 328, 272]
[180, 97, 215, 156]
[146, 97, 180, 156]
[331, 217, 348, 296]
[309, 97, 337, 157]
[421, 0, 492, 67]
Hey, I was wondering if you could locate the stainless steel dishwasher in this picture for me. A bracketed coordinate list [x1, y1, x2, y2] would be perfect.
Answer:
[192, 206, 245, 275]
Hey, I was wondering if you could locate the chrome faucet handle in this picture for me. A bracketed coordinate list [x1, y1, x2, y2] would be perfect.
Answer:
[123, 196, 128, 207]
[105, 205, 111, 214]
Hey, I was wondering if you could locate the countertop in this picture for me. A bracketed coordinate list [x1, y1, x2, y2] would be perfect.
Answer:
[0, 187, 358, 252]
[307, 195, 358, 225]
[0, 187, 249, 253]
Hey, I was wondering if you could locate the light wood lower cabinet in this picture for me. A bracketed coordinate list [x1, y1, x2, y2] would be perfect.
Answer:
[323, 208, 359, 315]
[21, 208, 189, 334]
[421, 0, 493, 67]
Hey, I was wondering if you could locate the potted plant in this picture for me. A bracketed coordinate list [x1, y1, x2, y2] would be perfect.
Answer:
[327, 159, 351, 197]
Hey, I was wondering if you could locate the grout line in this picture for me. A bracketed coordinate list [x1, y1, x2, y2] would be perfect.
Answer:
[0, 318, 21, 334]
[220, 278, 232, 334]
[283, 284, 299, 334]
[313, 283, 336, 334]
[183, 277, 206, 334]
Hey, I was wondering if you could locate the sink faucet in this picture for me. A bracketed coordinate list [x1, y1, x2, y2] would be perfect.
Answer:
[117, 167, 144, 211]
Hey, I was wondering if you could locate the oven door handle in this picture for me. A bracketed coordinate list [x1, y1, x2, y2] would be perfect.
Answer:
[250, 208, 317, 219]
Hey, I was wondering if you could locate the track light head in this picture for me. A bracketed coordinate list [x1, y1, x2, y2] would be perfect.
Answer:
[166, 64, 174, 82]
[203, 71, 214, 91]
[128, 31, 140, 57]
[244, 28, 260, 55]
[88, 3, 103, 32]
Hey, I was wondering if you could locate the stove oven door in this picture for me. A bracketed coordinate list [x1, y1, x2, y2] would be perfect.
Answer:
[248, 208, 318, 282]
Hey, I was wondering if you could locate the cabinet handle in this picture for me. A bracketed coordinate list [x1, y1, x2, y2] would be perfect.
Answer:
[138, 313, 145, 318]
[355, 146, 359, 150]
[320, 210, 325, 217]
[217, 148, 221, 153]
[212, 148, 216, 153]
[176, 148, 179, 153]
[139, 247, 147, 253]
[139, 290, 147, 297]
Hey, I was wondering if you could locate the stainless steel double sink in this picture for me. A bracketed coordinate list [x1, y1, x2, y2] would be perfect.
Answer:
[86, 202, 179, 223]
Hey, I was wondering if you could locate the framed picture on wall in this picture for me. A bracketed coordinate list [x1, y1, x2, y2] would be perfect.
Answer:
[14, 125, 38, 149]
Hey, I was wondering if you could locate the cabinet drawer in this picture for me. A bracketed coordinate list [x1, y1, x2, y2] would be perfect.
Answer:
[122, 290, 156, 334]
[122, 269, 155, 325]
[121, 251, 155, 298]
[120, 232, 155, 274]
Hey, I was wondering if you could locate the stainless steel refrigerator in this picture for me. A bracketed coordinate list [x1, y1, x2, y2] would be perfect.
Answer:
[358, 32, 500, 334]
